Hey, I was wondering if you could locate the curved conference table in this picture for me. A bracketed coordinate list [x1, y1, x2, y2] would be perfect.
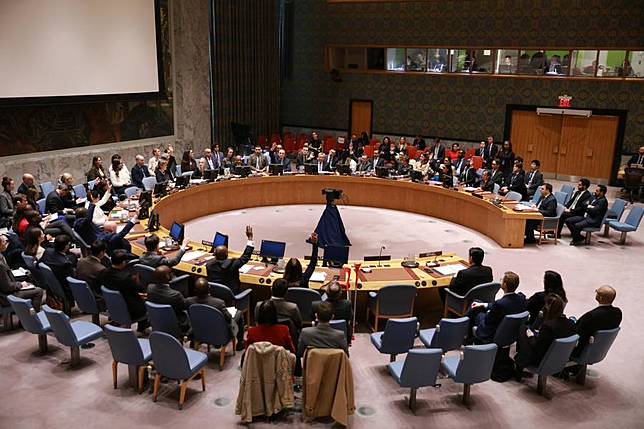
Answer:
[125, 175, 542, 317]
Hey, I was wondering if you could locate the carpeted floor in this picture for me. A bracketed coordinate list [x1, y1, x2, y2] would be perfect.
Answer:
[1, 181, 643, 428]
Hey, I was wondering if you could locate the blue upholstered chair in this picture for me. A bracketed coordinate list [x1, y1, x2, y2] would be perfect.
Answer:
[43, 305, 103, 366]
[505, 191, 522, 201]
[367, 284, 416, 332]
[73, 183, 87, 199]
[70, 229, 91, 257]
[145, 302, 182, 339]
[531, 192, 541, 204]
[477, 311, 530, 347]
[419, 317, 469, 352]
[104, 324, 153, 393]
[40, 181, 55, 198]
[67, 277, 101, 325]
[134, 264, 156, 289]
[285, 287, 322, 326]
[101, 286, 147, 328]
[370, 317, 417, 362]
[36, 198, 46, 214]
[525, 334, 579, 396]
[149, 331, 208, 409]
[608, 206, 644, 244]
[209, 282, 252, 327]
[388, 348, 442, 411]
[444, 282, 500, 317]
[583, 212, 610, 245]
[124, 186, 139, 198]
[571, 327, 620, 385]
[554, 191, 569, 205]
[189, 304, 234, 370]
[0, 301, 14, 331]
[441, 344, 498, 405]
[560, 184, 574, 198]
[7, 295, 51, 353]
[142, 176, 157, 191]
[175, 165, 182, 177]
[538, 203, 565, 245]
[34, 263, 73, 315]
[603, 198, 627, 236]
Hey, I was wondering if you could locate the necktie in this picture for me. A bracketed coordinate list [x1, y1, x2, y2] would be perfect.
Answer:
[570, 191, 583, 209]
[528, 172, 534, 186]
[256, 157, 260, 169]
[638, 155, 643, 165]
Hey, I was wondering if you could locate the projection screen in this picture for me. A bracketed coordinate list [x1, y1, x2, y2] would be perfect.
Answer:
[0, 0, 160, 99]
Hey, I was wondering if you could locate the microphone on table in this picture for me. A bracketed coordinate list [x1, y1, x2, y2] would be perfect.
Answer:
[378, 245, 386, 267]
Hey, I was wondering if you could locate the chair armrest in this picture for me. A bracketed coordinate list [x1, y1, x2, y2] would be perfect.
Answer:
[368, 291, 377, 300]
[169, 274, 190, 297]
[444, 288, 465, 300]
[234, 288, 252, 309]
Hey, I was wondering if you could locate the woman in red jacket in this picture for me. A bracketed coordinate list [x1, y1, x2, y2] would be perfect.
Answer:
[245, 300, 295, 353]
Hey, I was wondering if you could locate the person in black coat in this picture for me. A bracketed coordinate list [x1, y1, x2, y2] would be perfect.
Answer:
[525, 270, 568, 326]
[525, 183, 558, 243]
[480, 136, 498, 168]
[557, 178, 592, 238]
[459, 161, 477, 186]
[40, 234, 77, 302]
[572, 285, 622, 356]
[45, 185, 73, 215]
[206, 226, 254, 294]
[524, 160, 544, 199]
[147, 266, 190, 335]
[515, 293, 575, 373]
[478, 170, 495, 192]
[500, 164, 527, 200]
[429, 138, 446, 170]
[313, 280, 354, 343]
[283, 233, 318, 288]
[444, 247, 493, 299]
[627, 146, 644, 167]
[565, 185, 609, 245]
[489, 159, 505, 187]
[131, 155, 151, 189]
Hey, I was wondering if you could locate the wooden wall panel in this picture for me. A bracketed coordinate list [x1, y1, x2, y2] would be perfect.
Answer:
[510, 111, 561, 174]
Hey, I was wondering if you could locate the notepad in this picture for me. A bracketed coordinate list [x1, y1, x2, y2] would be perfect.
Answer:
[12, 267, 29, 277]
[513, 204, 534, 211]
[434, 263, 468, 276]
[310, 271, 327, 282]
[239, 264, 253, 274]
[181, 251, 207, 262]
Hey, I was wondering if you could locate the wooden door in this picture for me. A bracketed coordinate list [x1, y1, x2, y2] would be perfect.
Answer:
[510, 110, 561, 174]
[350, 100, 372, 137]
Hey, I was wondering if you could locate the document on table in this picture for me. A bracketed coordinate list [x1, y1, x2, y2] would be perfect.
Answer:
[239, 264, 253, 274]
[434, 263, 468, 276]
[12, 267, 29, 277]
[310, 271, 327, 282]
[181, 251, 208, 262]
[513, 204, 535, 211]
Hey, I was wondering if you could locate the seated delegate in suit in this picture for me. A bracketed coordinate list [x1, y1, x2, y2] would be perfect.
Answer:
[443, 247, 493, 301]
[187, 277, 245, 349]
[489, 159, 505, 186]
[246, 299, 295, 353]
[524, 160, 544, 199]
[0, 234, 44, 311]
[573, 285, 622, 356]
[248, 145, 269, 173]
[478, 170, 495, 193]
[370, 150, 385, 172]
[355, 155, 372, 173]
[146, 266, 190, 335]
[499, 164, 527, 200]
[458, 160, 477, 187]
[298, 301, 348, 357]
[191, 158, 209, 179]
[206, 226, 254, 294]
[312, 152, 329, 174]
[40, 234, 78, 303]
[525, 270, 568, 326]
[468, 271, 527, 342]
[75, 240, 109, 300]
[524, 183, 558, 244]
[45, 184, 73, 215]
[514, 293, 575, 376]
[438, 163, 454, 187]
[255, 279, 303, 340]
[101, 249, 148, 332]
[324, 149, 338, 172]
[627, 146, 644, 167]
[283, 233, 318, 288]
[139, 234, 187, 269]
[86, 156, 107, 182]
[452, 150, 468, 178]
[557, 178, 592, 238]
[313, 280, 353, 343]
[565, 184, 608, 245]
[275, 149, 292, 173]
[154, 159, 173, 183]
[130, 155, 151, 189]
[296, 146, 313, 169]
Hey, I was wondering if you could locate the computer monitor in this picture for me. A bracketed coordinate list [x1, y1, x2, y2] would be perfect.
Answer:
[212, 231, 229, 249]
[139, 190, 153, 207]
[169, 222, 184, 244]
[233, 165, 251, 177]
[323, 245, 350, 267]
[259, 240, 286, 263]
[410, 170, 423, 183]
[375, 166, 390, 178]
[153, 182, 167, 197]
[304, 163, 318, 175]
[204, 169, 218, 182]
[269, 164, 284, 176]
[336, 164, 351, 176]
[175, 174, 190, 189]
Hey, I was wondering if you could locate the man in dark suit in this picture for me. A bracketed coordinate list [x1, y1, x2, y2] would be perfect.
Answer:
[489, 159, 505, 187]
[524, 160, 544, 199]
[459, 160, 477, 186]
[147, 265, 190, 334]
[139, 234, 186, 268]
[76, 240, 109, 300]
[573, 285, 622, 356]
[481, 136, 498, 168]
[370, 150, 385, 172]
[274, 149, 292, 173]
[565, 185, 609, 245]
[248, 145, 268, 173]
[500, 164, 527, 200]
[557, 178, 592, 238]
[101, 249, 148, 331]
[45, 184, 73, 215]
[297, 301, 348, 357]
[356, 155, 372, 173]
[470, 271, 526, 342]
[206, 226, 253, 294]
[627, 146, 644, 167]
[296, 146, 313, 168]
[255, 278, 303, 344]
[131, 155, 151, 188]
[40, 234, 77, 302]
[313, 281, 353, 343]
[17, 173, 40, 199]
[445, 247, 493, 298]
[429, 138, 445, 170]
[453, 150, 467, 177]
[525, 183, 558, 243]
[0, 234, 44, 311]
[324, 149, 338, 172]
[187, 277, 245, 349]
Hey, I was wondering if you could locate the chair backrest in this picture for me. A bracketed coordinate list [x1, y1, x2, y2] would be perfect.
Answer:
[537, 334, 579, 375]
[609, 198, 627, 220]
[576, 327, 620, 365]
[104, 324, 147, 365]
[67, 277, 99, 315]
[453, 344, 498, 384]
[7, 295, 49, 334]
[330, 319, 348, 341]
[493, 183, 500, 195]
[101, 286, 133, 326]
[399, 349, 442, 388]
[430, 317, 469, 351]
[124, 186, 139, 198]
[175, 165, 182, 176]
[560, 184, 574, 196]
[376, 285, 416, 317]
[464, 282, 500, 306]
[555, 203, 565, 218]
[624, 206, 644, 228]
[285, 287, 322, 322]
[36, 198, 46, 215]
[145, 302, 181, 338]
[554, 191, 568, 205]
[87, 180, 96, 191]
[73, 184, 87, 199]
[505, 191, 522, 202]
[21, 252, 36, 270]
[142, 176, 157, 191]
[134, 264, 156, 290]
[208, 282, 234, 306]
[149, 331, 192, 380]
[70, 230, 90, 256]
[42, 305, 78, 347]
[188, 304, 231, 347]
[40, 181, 54, 197]
[380, 317, 417, 354]
[531, 192, 541, 204]
[492, 311, 529, 347]
[36, 263, 67, 301]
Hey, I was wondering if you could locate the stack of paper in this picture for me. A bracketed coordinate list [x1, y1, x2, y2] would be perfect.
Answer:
[434, 263, 468, 276]
[12, 267, 29, 277]
[310, 271, 327, 282]
[239, 264, 253, 274]
[181, 251, 207, 262]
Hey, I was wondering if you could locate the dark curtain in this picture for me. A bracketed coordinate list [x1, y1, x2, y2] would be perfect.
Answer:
[211, 0, 281, 150]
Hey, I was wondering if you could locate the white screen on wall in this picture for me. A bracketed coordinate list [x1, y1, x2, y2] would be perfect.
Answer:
[0, 0, 159, 98]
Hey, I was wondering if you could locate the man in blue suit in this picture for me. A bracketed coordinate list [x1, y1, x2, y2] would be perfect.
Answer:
[469, 271, 527, 342]
[524, 183, 558, 244]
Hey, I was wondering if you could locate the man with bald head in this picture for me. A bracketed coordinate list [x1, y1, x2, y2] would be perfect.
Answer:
[574, 285, 622, 354]
[147, 265, 190, 334]
[131, 154, 152, 189]
[206, 226, 254, 294]
[18, 173, 39, 198]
